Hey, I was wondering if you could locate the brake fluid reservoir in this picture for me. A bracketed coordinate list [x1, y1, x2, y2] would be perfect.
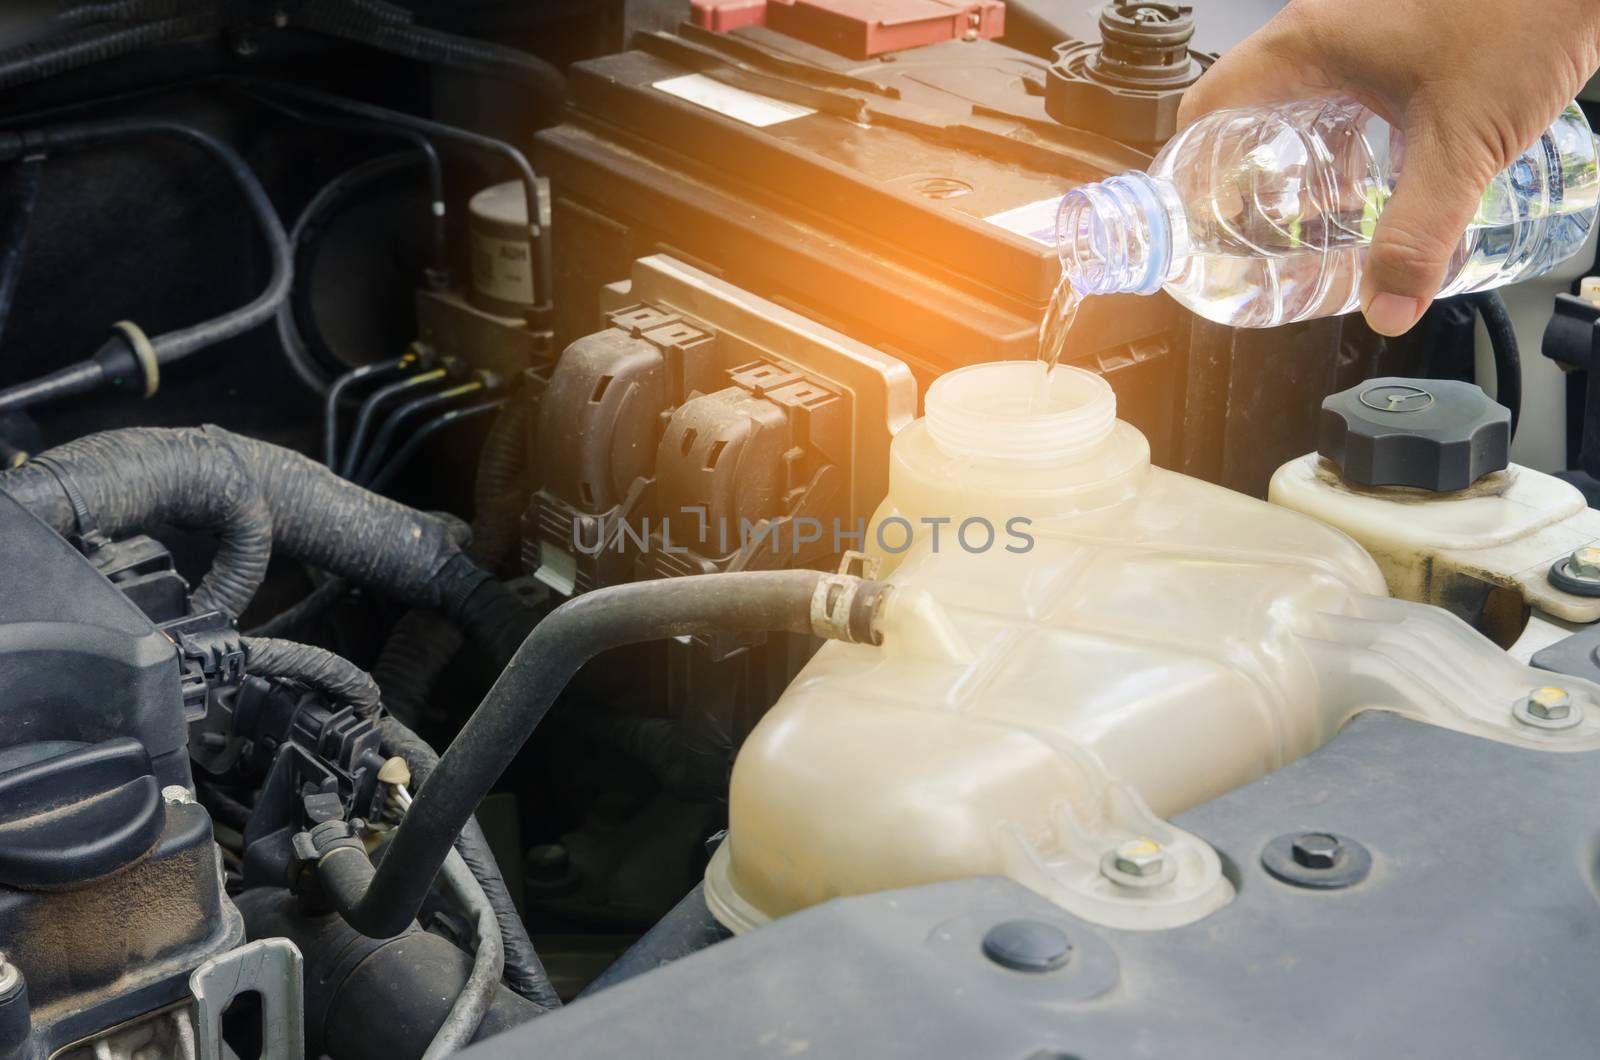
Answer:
[706, 361, 1600, 934]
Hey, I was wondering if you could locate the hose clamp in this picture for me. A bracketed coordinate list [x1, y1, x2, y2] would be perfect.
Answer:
[811, 574, 889, 646]
[28, 454, 108, 554]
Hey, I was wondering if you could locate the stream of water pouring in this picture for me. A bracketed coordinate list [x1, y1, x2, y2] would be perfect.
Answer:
[1036, 273, 1081, 371]
[1032, 273, 1082, 409]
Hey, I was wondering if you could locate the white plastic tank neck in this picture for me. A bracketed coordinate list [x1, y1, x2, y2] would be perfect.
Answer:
[924, 361, 1116, 465]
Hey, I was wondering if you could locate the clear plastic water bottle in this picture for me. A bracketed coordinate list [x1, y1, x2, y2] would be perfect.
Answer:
[1055, 97, 1600, 328]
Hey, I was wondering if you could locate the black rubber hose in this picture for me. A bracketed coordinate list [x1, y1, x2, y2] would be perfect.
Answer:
[245, 575, 348, 639]
[469, 398, 529, 571]
[0, 158, 43, 354]
[195, 778, 254, 831]
[379, 716, 562, 1010]
[0, 14, 213, 90]
[371, 398, 527, 720]
[292, 2, 564, 113]
[1471, 290, 1522, 441]
[473, 400, 527, 519]
[240, 92, 449, 281]
[0, 119, 292, 414]
[342, 368, 450, 478]
[0, 425, 531, 656]
[57, 0, 193, 24]
[328, 570, 888, 940]
[236, 888, 544, 1060]
[367, 401, 506, 495]
[371, 611, 463, 728]
[340, 0, 417, 25]
[237, 79, 552, 315]
[220, 427, 524, 645]
[324, 356, 411, 468]
[0, 428, 270, 619]
[241, 637, 382, 717]
[355, 381, 486, 486]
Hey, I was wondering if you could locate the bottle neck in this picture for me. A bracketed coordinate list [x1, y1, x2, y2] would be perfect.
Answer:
[1055, 171, 1175, 297]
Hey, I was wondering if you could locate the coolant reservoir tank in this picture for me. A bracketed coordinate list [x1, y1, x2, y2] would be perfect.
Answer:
[706, 361, 1600, 933]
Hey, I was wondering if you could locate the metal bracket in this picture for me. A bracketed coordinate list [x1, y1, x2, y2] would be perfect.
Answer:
[189, 938, 305, 1060]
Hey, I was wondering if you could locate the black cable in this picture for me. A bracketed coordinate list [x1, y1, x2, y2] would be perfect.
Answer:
[1470, 290, 1522, 441]
[242, 636, 383, 717]
[355, 379, 487, 485]
[290, 1, 564, 113]
[57, 0, 193, 24]
[236, 90, 448, 281]
[341, 368, 450, 478]
[0, 119, 291, 415]
[236, 78, 552, 316]
[324, 355, 411, 468]
[0, 13, 214, 91]
[0, 158, 43, 355]
[316, 569, 888, 940]
[367, 400, 506, 494]
[281, 155, 444, 393]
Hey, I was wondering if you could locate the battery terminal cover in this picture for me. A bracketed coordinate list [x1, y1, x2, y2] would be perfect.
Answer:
[694, 0, 1005, 58]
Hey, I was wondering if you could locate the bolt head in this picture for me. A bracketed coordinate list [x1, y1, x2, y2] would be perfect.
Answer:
[1290, 832, 1342, 870]
[1570, 548, 1600, 580]
[1527, 686, 1574, 720]
[1112, 837, 1166, 877]
[161, 784, 195, 805]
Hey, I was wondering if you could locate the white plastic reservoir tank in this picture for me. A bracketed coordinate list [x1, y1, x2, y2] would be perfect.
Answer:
[705, 361, 1600, 933]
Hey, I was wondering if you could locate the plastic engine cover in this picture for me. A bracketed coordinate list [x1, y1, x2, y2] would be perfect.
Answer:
[0, 491, 240, 1058]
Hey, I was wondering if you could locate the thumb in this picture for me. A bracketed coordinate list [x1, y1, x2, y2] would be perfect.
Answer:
[1361, 120, 1496, 336]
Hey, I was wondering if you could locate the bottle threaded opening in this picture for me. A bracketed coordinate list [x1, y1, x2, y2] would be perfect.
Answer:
[1055, 171, 1171, 296]
[925, 361, 1116, 465]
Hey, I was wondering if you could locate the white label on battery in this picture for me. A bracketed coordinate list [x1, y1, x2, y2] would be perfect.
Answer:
[653, 73, 814, 128]
[984, 196, 1063, 248]
[472, 231, 534, 305]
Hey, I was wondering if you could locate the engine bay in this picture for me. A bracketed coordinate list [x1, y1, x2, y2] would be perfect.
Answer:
[1, 3, 1599, 1058]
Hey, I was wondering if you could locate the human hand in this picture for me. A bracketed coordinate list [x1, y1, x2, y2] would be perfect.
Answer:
[1176, 0, 1600, 335]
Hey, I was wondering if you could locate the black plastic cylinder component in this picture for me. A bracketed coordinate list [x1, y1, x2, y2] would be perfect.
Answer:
[234, 888, 542, 1060]
[1045, 0, 1210, 146]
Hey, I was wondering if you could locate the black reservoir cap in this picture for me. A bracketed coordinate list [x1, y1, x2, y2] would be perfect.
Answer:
[1318, 377, 1510, 491]
[0, 737, 163, 888]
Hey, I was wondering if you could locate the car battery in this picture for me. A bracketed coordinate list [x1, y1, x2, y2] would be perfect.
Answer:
[534, 21, 1192, 460]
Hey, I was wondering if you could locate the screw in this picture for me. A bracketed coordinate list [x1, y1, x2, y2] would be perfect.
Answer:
[1112, 837, 1166, 877]
[1290, 832, 1342, 870]
[1570, 547, 1600, 581]
[161, 785, 195, 805]
[0, 953, 18, 1000]
[1525, 686, 1573, 721]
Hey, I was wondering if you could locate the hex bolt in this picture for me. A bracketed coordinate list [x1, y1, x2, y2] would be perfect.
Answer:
[1112, 837, 1166, 877]
[161, 784, 195, 805]
[1568, 547, 1600, 581]
[0, 953, 19, 1001]
[1525, 686, 1573, 721]
[1290, 832, 1342, 870]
